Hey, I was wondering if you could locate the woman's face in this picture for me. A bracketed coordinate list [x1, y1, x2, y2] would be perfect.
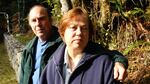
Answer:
[64, 15, 89, 52]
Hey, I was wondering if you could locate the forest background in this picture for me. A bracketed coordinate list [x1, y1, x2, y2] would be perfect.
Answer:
[0, 0, 150, 84]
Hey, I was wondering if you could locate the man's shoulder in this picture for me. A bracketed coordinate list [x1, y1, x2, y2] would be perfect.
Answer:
[52, 25, 58, 29]
[86, 41, 108, 55]
[24, 36, 37, 49]
[49, 26, 62, 43]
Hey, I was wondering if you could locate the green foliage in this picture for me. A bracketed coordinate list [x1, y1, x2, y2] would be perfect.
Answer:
[123, 41, 150, 55]
[123, 7, 144, 19]
[45, 0, 62, 25]
[109, 0, 150, 50]
[110, 0, 127, 20]
[110, 0, 148, 20]
[14, 33, 35, 45]
[110, 0, 123, 13]
[145, 5, 150, 20]
[95, 27, 113, 48]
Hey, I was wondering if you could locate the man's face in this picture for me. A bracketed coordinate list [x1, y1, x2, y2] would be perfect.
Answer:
[28, 6, 51, 41]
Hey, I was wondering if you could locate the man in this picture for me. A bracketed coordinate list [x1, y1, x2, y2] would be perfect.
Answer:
[19, 3, 127, 84]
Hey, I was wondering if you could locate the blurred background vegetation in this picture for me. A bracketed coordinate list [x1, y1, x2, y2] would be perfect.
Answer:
[0, 0, 150, 84]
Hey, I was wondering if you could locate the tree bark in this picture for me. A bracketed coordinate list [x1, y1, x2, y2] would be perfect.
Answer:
[60, 0, 72, 15]
[99, 0, 110, 27]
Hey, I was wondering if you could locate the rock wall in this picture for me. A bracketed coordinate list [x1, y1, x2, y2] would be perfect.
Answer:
[3, 33, 24, 82]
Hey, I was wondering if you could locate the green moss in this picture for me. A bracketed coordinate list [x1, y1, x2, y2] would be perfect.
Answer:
[14, 33, 34, 45]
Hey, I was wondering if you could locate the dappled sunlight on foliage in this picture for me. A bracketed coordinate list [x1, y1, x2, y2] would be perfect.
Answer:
[125, 45, 150, 84]
[0, 0, 150, 84]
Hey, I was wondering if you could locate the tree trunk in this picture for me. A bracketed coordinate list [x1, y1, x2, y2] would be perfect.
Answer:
[60, 0, 72, 15]
[99, 0, 110, 27]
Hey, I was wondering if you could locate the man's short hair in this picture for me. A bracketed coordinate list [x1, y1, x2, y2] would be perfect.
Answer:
[28, 2, 52, 17]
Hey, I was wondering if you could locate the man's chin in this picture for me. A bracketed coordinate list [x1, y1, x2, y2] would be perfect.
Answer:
[37, 33, 45, 37]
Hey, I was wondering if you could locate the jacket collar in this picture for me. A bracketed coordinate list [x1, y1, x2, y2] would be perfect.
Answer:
[24, 26, 62, 52]
[52, 41, 107, 66]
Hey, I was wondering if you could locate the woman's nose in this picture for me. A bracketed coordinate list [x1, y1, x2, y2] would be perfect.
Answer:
[76, 27, 82, 35]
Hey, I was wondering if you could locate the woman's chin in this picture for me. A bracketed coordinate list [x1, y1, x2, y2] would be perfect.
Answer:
[72, 44, 84, 50]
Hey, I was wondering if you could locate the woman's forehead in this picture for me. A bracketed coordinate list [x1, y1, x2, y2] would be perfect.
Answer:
[67, 15, 88, 23]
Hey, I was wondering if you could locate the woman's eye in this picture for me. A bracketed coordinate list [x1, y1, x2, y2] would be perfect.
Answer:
[81, 27, 88, 31]
[70, 26, 77, 30]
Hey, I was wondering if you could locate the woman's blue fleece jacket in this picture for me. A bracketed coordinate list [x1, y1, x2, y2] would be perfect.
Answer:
[40, 42, 120, 84]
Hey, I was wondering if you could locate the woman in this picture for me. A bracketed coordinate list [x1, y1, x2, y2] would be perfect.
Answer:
[40, 7, 120, 84]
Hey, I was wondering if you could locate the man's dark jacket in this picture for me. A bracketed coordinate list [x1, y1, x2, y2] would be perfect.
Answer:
[19, 27, 62, 84]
